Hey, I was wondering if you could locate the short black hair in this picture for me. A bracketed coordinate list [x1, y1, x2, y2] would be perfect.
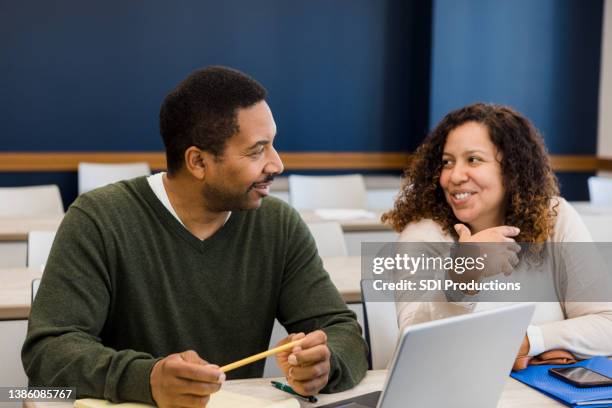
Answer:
[159, 66, 267, 174]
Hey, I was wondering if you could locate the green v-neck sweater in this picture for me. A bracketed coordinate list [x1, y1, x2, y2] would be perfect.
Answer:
[22, 177, 367, 404]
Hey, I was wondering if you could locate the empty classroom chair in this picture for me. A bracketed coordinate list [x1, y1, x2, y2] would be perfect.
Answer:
[588, 176, 612, 205]
[288, 174, 367, 210]
[307, 222, 348, 257]
[579, 214, 612, 241]
[78, 162, 151, 194]
[32, 278, 41, 301]
[361, 280, 400, 369]
[0, 185, 64, 217]
[27, 230, 57, 269]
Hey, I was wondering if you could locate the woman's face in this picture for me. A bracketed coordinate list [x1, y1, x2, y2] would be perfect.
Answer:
[439, 121, 506, 233]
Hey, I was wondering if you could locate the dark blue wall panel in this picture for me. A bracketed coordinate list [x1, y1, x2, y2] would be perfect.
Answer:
[0, 0, 430, 153]
[0, 0, 604, 203]
[429, 0, 602, 156]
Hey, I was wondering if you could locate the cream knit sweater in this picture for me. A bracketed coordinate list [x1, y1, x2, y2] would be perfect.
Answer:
[396, 197, 612, 359]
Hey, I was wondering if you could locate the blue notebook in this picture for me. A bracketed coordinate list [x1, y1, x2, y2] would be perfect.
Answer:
[510, 357, 612, 407]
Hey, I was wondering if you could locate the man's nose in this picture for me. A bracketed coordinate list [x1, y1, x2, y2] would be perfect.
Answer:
[265, 147, 284, 175]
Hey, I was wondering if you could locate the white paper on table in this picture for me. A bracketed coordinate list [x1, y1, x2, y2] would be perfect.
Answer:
[74, 391, 299, 408]
[313, 209, 376, 220]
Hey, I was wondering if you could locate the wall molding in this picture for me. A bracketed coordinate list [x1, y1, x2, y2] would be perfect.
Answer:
[0, 152, 610, 172]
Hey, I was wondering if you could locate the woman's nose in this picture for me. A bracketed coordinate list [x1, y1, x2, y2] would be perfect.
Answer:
[449, 163, 469, 184]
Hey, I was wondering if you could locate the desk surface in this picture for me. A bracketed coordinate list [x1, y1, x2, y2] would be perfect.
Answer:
[0, 216, 63, 242]
[0, 267, 41, 319]
[0, 209, 391, 243]
[299, 210, 391, 232]
[222, 371, 563, 407]
[0, 257, 361, 320]
[25, 369, 562, 408]
[1, 203, 607, 242]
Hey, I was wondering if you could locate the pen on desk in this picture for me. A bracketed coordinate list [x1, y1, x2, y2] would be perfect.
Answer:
[271, 381, 318, 403]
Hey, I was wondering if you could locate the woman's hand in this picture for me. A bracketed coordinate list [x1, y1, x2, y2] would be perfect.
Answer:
[454, 224, 521, 277]
[454, 223, 520, 243]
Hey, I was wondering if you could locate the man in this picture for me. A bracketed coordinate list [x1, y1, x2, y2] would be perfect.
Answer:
[22, 66, 368, 407]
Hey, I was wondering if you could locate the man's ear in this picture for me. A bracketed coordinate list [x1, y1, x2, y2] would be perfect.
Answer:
[184, 146, 207, 180]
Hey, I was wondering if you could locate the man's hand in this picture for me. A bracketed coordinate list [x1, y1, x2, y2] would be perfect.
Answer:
[512, 335, 531, 371]
[275, 331, 331, 396]
[150, 350, 225, 408]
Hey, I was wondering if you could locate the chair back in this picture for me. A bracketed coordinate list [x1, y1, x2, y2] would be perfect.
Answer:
[27, 230, 57, 269]
[361, 280, 400, 369]
[307, 222, 348, 257]
[588, 176, 612, 204]
[0, 185, 64, 217]
[78, 162, 151, 194]
[289, 174, 366, 210]
[32, 278, 41, 302]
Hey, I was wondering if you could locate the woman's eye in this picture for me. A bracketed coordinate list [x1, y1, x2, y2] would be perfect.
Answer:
[442, 159, 453, 168]
[468, 156, 481, 164]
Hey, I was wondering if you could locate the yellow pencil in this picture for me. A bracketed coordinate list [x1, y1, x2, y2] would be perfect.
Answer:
[220, 339, 303, 373]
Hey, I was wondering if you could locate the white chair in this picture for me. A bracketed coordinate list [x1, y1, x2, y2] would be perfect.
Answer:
[588, 176, 612, 204]
[0, 320, 29, 387]
[307, 222, 348, 257]
[288, 174, 367, 210]
[580, 214, 612, 241]
[27, 230, 57, 269]
[361, 280, 400, 369]
[78, 162, 151, 194]
[32, 278, 41, 301]
[0, 185, 64, 217]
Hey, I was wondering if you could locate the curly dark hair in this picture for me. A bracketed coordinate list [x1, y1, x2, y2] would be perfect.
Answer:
[382, 103, 560, 243]
[159, 66, 267, 174]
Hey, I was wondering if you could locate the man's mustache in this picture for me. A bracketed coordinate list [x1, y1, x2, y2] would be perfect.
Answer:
[248, 174, 277, 192]
[252, 174, 276, 185]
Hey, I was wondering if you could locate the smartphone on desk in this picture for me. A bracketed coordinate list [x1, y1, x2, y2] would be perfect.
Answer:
[549, 367, 612, 387]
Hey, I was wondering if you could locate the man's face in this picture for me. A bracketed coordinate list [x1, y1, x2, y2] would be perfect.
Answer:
[201, 100, 284, 211]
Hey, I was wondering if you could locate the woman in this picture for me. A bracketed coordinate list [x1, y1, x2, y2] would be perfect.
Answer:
[383, 103, 612, 369]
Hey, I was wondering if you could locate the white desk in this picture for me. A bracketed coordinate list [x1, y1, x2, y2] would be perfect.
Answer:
[0, 257, 361, 320]
[299, 210, 392, 232]
[0, 216, 63, 242]
[300, 211, 398, 256]
[24, 369, 563, 408]
[0, 216, 63, 268]
[0, 267, 41, 320]
[220, 372, 564, 407]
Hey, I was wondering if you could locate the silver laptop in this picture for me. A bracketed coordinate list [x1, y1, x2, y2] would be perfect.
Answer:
[323, 302, 535, 408]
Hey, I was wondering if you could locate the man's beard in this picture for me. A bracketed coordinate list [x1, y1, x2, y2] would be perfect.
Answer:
[201, 181, 259, 212]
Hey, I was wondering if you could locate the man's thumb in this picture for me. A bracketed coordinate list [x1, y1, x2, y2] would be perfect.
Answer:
[454, 223, 471, 239]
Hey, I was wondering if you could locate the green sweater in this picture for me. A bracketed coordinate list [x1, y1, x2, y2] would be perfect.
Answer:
[22, 177, 367, 404]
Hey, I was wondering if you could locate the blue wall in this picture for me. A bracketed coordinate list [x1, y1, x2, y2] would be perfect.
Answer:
[429, 0, 603, 200]
[0, 0, 604, 205]
[0, 0, 430, 153]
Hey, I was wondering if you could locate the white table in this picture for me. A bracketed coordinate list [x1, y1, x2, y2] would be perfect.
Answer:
[0, 257, 361, 320]
[0, 216, 63, 268]
[23, 369, 564, 408]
